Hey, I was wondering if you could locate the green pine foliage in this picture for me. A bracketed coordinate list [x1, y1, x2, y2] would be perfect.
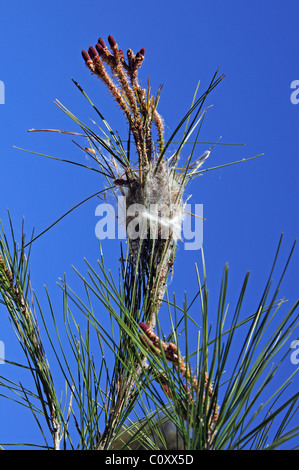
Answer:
[0, 35, 298, 450]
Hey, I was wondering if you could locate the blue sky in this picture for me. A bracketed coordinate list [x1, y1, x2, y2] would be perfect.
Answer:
[0, 0, 298, 448]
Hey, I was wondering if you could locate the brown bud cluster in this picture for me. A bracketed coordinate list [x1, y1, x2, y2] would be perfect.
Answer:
[81, 34, 152, 163]
[82, 34, 145, 83]
[139, 322, 184, 369]
[139, 322, 219, 433]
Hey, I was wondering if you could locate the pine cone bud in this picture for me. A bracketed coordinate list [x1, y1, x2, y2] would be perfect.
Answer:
[95, 43, 104, 55]
[139, 322, 149, 332]
[81, 50, 91, 62]
[140, 334, 153, 349]
[98, 37, 106, 48]
[88, 46, 98, 60]
[161, 382, 171, 397]
[118, 48, 125, 62]
[108, 35, 117, 48]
